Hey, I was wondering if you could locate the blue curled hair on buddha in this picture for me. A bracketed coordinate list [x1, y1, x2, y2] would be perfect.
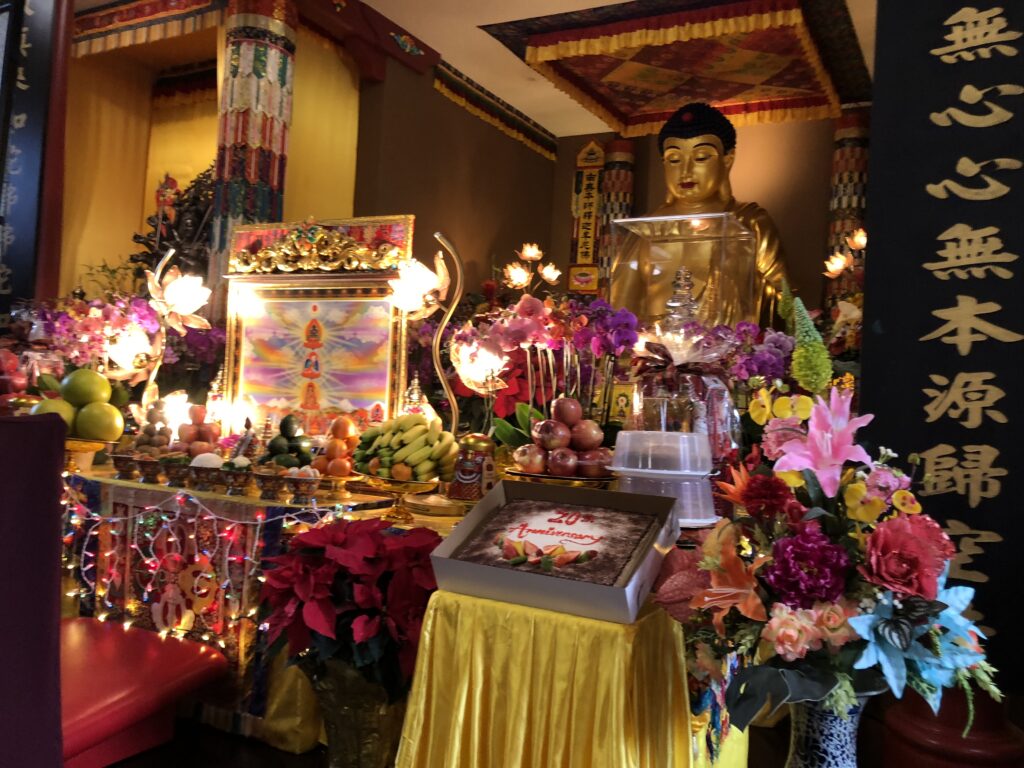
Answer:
[658, 103, 737, 155]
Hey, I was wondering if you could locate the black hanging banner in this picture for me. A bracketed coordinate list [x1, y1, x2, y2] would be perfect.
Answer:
[0, 0, 55, 326]
[862, 1, 1024, 690]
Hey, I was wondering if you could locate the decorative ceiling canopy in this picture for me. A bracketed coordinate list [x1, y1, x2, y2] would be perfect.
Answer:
[524, 0, 840, 135]
[500, 0, 845, 136]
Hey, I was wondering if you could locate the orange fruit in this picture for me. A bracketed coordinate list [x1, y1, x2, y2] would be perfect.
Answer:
[327, 458, 352, 477]
[325, 439, 349, 460]
[330, 416, 357, 439]
[311, 456, 329, 473]
[345, 435, 359, 452]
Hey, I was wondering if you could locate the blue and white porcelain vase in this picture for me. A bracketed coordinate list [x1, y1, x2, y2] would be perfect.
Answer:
[785, 697, 867, 768]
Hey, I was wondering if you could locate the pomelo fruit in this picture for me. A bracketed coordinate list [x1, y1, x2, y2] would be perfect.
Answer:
[74, 402, 124, 442]
[31, 398, 77, 430]
[60, 369, 111, 407]
[109, 384, 130, 408]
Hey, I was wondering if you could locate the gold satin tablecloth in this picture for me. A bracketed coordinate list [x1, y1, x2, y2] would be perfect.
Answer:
[396, 591, 747, 768]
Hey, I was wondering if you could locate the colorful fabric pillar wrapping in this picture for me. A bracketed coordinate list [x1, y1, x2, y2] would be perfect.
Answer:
[213, 0, 297, 254]
[598, 138, 635, 287]
[823, 106, 870, 308]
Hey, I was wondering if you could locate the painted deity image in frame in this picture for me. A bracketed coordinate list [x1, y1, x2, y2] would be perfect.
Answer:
[224, 217, 412, 433]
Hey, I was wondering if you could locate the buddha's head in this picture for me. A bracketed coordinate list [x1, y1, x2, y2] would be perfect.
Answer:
[658, 103, 736, 208]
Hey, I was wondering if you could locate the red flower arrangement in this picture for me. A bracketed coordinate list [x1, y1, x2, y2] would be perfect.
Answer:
[261, 518, 442, 700]
[858, 514, 955, 601]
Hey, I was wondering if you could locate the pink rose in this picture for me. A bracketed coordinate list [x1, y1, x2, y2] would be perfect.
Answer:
[858, 515, 953, 600]
[813, 600, 858, 649]
[761, 603, 823, 662]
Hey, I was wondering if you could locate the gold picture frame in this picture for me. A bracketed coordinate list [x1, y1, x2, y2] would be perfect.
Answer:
[224, 217, 413, 433]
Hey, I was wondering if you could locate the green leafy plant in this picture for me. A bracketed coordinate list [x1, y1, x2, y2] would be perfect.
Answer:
[492, 402, 542, 448]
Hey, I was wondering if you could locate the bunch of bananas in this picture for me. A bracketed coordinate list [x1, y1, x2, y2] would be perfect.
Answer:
[354, 414, 458, 483]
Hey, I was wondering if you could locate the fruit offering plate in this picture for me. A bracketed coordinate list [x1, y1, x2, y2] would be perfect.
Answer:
[400, 493, 473, 517]
[65, 438, 117, 453]
[318, 472, 365, 497]
[503, 469, 614, 490]
[359, 475, 439, 495]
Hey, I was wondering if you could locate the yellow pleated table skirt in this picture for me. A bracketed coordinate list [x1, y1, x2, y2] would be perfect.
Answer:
[396, 590, 747, 768]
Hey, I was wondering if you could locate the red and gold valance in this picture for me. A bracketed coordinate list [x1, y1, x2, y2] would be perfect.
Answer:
[524, 0, 840, 135]
[73, 0, 227, 57]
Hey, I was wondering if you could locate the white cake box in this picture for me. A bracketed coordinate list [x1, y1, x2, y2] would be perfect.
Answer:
[431, 480, 677, 624]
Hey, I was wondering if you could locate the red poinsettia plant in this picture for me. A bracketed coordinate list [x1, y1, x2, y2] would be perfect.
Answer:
[261, 518, 442, 701]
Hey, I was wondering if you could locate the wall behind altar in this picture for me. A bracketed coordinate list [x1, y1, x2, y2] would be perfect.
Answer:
[355, 59, 555, 291]
[548, 119, 835, 309]
[283, 27, 360, 221]
[143, 95, 218, 231]
[61, 54, 153, 296]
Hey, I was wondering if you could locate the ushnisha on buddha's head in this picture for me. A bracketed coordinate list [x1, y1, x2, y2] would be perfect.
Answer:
[658, 102, 737, 210]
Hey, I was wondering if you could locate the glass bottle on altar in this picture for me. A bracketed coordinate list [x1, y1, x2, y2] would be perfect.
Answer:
[445, 433, 496, 502]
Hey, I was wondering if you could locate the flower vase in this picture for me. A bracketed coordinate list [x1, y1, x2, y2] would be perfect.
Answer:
[785, 698, 867, 768]
[298, 657, 406, 768]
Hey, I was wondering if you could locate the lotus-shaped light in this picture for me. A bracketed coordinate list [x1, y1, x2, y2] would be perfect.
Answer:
[146, 266, 211, 334]
[502, 262, 531, 290]
[450, 339, 508, 395]
[538, 263, 562, 285]
[518, 243, 543, 262]
[845, 228, 867, 251]
[388, 254, 451, 320]
[106, 325, 154, 374]
[823, 250, 853, 279]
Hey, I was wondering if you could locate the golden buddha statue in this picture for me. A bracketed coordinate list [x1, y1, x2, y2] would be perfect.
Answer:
[610, 103, 788, 327]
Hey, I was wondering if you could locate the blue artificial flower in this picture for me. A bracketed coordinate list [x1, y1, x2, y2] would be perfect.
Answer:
[904, 566, 985, 713]
[849, 592, 908, 697]
[850, 568, 987, 712]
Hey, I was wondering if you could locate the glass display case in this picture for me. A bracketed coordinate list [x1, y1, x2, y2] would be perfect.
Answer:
[612, 212, 756, 327]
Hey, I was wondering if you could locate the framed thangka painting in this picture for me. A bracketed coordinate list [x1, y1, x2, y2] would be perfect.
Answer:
[224, 217, 413, 433]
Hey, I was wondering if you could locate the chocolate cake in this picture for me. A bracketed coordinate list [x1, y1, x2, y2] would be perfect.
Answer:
[451, 499, 659, 586]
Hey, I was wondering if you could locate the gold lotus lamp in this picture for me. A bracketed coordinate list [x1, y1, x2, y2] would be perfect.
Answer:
[385, 234, 465, 435]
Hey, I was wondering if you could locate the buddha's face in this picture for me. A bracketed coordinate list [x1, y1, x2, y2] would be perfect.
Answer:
[662, 134, 733, 206]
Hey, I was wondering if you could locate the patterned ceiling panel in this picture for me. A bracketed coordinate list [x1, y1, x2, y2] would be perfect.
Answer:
[482, 0, 869, 136]
[521, 0, 840, 135]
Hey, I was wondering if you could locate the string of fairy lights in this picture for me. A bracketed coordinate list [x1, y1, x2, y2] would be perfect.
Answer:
[60, 472, 350, 643]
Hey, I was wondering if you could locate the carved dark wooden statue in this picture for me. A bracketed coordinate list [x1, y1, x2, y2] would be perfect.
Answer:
[131, 163, 215, 277]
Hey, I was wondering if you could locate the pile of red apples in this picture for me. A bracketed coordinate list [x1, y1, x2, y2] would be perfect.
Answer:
[512, 397, 612, 478]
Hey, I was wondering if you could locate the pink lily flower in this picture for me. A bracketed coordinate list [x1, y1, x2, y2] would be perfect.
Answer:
[773, 389, 873, 498]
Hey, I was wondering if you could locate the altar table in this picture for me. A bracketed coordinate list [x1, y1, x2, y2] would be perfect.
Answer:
[397, 590, 748, 768]
[65, 468, 462, 749]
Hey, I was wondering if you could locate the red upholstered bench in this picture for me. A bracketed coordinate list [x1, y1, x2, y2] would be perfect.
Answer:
[61, 618, 228, 768]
